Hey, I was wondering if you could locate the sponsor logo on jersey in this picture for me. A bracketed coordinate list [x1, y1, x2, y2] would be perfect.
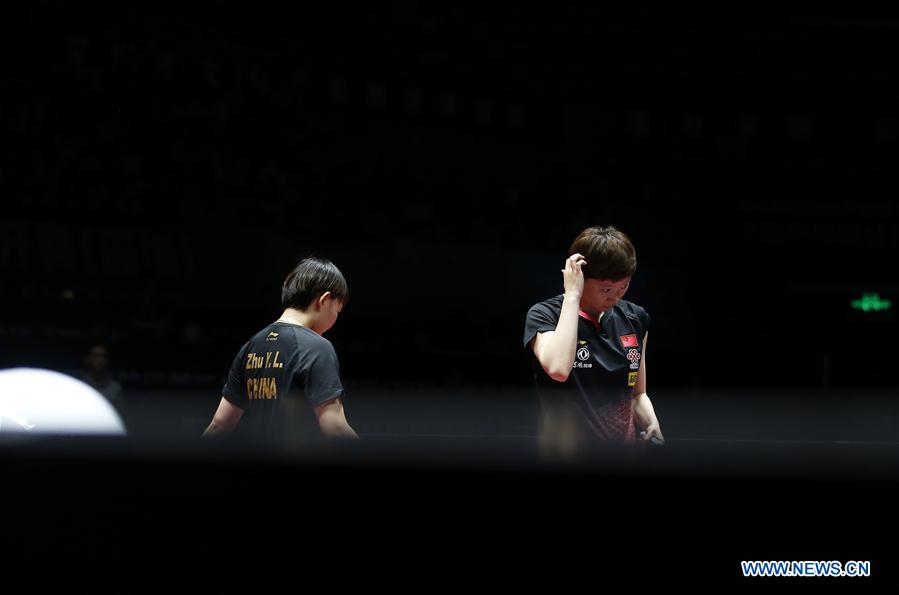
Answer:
[576, 347, 590, 361]
[628, 372, 638, 387]
[266, 332, 279, 342]
[626, 348, 641, 370]
[620, 334, 638, 348]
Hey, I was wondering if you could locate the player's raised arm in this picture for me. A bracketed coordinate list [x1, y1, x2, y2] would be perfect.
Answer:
[532, 253, 587, 382]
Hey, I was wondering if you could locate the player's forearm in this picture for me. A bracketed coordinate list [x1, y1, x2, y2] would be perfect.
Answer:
[633, 392, 659, 430]
[541, 294, 582, 380]
[203, 397, 243, 437]
[202, 421, 231, 437]
[320, 420, 359, 439]
[336, 425, 359, 439]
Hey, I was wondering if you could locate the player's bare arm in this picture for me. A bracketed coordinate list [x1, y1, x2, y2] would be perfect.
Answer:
[632, 332, 664, 444]
[202, 396, 244, 437]
[532, 254, 587, 382]
[315, 397, 358, 439]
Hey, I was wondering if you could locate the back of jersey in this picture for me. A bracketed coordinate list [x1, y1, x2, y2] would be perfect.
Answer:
[221, 321, 345, 450]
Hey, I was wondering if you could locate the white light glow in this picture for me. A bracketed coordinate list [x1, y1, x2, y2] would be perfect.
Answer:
[0, 368, 126, 436]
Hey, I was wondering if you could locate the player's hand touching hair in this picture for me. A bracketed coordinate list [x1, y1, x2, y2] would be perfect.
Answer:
[562, 253, 587, 299]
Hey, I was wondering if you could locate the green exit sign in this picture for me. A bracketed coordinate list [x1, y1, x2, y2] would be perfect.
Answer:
[851, 293, 892, 312]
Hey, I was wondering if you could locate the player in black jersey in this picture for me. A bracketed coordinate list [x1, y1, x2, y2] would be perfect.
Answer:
[203, 257, 357, 442]
[524, 226, 663, 456]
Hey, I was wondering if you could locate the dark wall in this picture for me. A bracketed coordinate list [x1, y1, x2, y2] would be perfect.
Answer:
[3, 4, 898, 390]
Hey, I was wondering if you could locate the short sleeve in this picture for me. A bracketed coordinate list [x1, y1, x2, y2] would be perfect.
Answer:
[300, 339, 345, 408]
[639, 308, 651, 336]
[523, 301, 560, 349]
[626, 304, 651, 337]
[222, 348, 247, 409]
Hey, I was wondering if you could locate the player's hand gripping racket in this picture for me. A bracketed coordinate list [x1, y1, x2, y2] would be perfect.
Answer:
[640, 431, 665, 446]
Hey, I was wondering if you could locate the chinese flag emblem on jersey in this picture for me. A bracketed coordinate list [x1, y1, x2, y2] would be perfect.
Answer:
[620, 334, 639, 348]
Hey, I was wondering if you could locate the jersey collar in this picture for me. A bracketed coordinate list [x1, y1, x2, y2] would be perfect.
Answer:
[578, 309, 604, 330]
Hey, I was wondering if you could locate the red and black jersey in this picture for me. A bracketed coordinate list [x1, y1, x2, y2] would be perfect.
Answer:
[523, 296, 650, 444]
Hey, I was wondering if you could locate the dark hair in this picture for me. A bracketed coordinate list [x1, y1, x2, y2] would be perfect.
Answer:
[281, 257, 348, 311]
[569, 226, 637, 280]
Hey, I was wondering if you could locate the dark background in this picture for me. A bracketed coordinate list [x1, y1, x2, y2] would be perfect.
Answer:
[4, 4, 898, 391]
[2, 4, 898, 583]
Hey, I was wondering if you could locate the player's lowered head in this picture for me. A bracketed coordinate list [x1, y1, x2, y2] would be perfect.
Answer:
[570, 226, 637, 315]
[280, 257, 348, 335]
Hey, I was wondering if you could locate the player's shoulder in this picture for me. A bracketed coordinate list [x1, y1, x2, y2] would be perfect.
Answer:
[616, 299, 650, 328]
[243, 323, 337, 362]
[528, 294, 564, 315]
[616, 298, 647, 317]
[285, 326, 341, 359]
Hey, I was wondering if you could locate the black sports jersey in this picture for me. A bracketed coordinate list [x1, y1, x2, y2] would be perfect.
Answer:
[222, 321, 344, 444]
[523, 296, 650, 444]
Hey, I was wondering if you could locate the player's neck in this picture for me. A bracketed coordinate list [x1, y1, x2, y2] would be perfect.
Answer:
[276, 308, 317, 330]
